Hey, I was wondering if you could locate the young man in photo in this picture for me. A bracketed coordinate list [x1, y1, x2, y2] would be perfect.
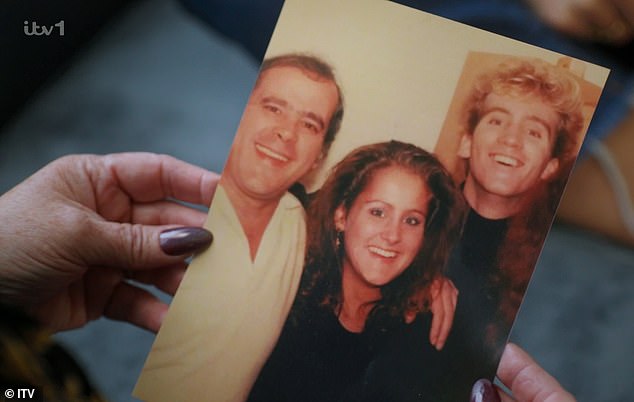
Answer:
[439, 57, 584, 400]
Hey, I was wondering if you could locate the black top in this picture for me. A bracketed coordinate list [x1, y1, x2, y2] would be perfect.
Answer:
[450, 208, 510, 348]
[426, 208, 511, 401]
[342, 314, 447, 402]
[248, 304, 396, 402]
[248, 299, 447, 402]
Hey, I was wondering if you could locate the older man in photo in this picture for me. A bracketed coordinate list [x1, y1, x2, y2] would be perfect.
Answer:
[135, 53, 343, 402]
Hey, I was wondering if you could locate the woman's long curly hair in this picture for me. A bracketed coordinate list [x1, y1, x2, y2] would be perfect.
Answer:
[293, 140, 465, 330]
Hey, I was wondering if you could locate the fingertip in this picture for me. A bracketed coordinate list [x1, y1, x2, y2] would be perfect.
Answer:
[201, 171, 221, 205]
[502, 342, 531, 366]
[154, 304, 169, 331]
[505, 342, 520, 353]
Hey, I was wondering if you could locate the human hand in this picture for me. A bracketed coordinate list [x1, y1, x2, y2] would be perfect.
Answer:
[0, 153, 218, 333]
[471, 343, 577, 402]
[526, 0, 634, 45]
[404, 276, 458, 350]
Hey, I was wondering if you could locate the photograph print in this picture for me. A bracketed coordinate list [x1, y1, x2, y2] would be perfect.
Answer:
[134, 1, 609, 401]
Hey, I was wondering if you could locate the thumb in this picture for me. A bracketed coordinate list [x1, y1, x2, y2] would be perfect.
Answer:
[496, 343, 576, 402]
[89, 222, 213, 269]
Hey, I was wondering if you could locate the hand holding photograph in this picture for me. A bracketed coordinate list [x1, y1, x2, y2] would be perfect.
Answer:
[134, 1, 609, 401]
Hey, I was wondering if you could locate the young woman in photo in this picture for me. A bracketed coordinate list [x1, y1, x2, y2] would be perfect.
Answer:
[248, 140, 465, 402]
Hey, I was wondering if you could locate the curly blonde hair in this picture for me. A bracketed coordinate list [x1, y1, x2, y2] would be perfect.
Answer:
[463, 57, 584, 164]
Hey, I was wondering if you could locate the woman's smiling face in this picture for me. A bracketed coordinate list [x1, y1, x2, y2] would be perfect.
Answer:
[335, 165, 430, 288]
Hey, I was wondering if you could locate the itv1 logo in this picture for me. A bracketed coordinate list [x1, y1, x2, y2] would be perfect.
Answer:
[24, 20, 65, 36]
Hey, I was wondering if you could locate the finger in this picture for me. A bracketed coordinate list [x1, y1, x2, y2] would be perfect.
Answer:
[126, 262, 188, 296]
[443, 278, 458, 309]
[572, 0, 632, 43]
[434, 284, 457, 350]
[449, 278, 458, 305]
[613, 0, 634, 26]
[573, 0, 622, 28]
[104, 281, 168, 332]
[497, 343, 576, 402]
[100, 153, 219, 206]
[131, 201, 208, 227]
[613, 0, 634, 42]
[428, 277, 445, 346]
[528, 0, 596, 40]
[87, 222, 213, 269]
[429, 298, 444, 348]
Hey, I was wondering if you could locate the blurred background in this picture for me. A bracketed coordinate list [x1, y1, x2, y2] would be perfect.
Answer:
[1, 1, 633, 401]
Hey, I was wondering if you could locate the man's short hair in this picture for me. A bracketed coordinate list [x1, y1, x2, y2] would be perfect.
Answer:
[462, 57, 584, 163]
[257, 53, 344, 156]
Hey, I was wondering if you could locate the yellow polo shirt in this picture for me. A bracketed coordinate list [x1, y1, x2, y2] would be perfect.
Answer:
[134, 185, 306, 402]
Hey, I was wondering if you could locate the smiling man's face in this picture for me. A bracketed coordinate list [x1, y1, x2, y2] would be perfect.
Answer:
[459, 92, 560, 215]
[222, 65, 340, 203]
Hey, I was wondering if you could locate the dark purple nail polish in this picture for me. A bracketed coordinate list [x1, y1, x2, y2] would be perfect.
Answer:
[471, 379, 500, 402]
[160, 227, 213, 256]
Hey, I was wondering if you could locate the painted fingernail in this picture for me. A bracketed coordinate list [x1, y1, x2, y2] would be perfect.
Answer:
[160, 227, 213, 256]
[471, 379, 500, 402]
